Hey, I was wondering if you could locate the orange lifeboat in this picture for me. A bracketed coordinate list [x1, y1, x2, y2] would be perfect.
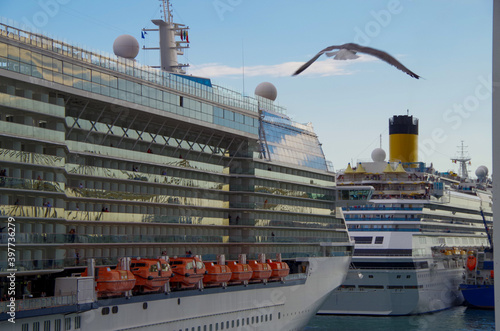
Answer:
[130, 258, 172, 293]
[203, 262, 232, 286]
[169, 256, 206, 289]
[82, 266, 135, 298]
[227, 261, 253, 284]
[467, 255, 477, 271]
[248, 260, 272, 281]
[267, 259, 290, 280]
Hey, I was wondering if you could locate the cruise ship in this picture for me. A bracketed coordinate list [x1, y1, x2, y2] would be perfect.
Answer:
[319, 115, 493, 316]
[0, 3, 373, 330]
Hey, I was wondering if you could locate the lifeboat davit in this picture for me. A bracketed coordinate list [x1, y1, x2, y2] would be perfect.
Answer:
[227, 261, 253, 284]
[82, 266, 135, 298]
[130, 258, 172, 293]
[467, 255, 477, 271]
[267, 259, 290, 280]
[170, 256, 206, 288]
[203, 262, 232, 286]
[248, 260, 272, 281]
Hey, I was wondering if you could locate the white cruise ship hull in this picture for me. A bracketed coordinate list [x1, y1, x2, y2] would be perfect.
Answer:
[319, 264, 464, 316]
[1, 256, 350, 331]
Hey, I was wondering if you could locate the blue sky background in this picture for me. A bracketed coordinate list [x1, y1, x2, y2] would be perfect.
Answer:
[1, 0, 493, 176]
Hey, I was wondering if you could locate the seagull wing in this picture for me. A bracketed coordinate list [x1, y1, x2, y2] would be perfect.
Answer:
[292, 42, 420, 79]
[292, 45, 344, 76]
[344, 43, 420, 79]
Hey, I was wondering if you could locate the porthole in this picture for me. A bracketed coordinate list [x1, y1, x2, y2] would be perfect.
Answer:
[112, 306, 118, 314]
[102, 307, 110, 315]
[143, 302, 148, 310]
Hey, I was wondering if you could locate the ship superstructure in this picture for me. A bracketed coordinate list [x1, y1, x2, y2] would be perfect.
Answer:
[0, 5, 373, 330]
[319, 115, 493, 316]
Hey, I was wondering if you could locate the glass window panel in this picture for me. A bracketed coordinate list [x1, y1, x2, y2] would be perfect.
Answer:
[63, 61, 72, 76]
[7, 45, 19, 61]
[72, 77, 83, 89]
[82, 80, 91, 91]
[109, 87, 118, 98]
[7, 59, 19, 72]
[53, 72, 63, 84]
[63, 74, 73, 86]
[134, 82, 141, 95]
[0, 43, 6, 57]
[19, 48, 31, 64]
[52, 58, 62, 73]
[92, 71, 101, 84]
[109, 76, 117, 88]
[20, 63, 31, 75]
[82, 67, 91, 81]
[73, 64, 83, 78]
[92, 83, 100, 93]
[118, 78, 127, 90]
[224, 109, 234, 120]
[101, 85, 109, 96]
[42, 68, 53, 81]
[42, 55, 52, 70]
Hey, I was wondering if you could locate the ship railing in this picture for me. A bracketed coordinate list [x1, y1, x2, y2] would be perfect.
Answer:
[0, 205, 64, 219]
[344, 206, 423, 211]
[0, 295, 77, 313]
[0, 259, 67, 273]
[229, 219, 344, 229]
[0, 176, 65, 193]
[0, 20, 287, 115]
[0, 148, 65, 167]
[345, 217, 421, 221]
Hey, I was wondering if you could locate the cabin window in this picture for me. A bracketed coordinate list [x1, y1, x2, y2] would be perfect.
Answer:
[150, 264, 158, 272]
[65, 317, 71, 330]
[112, 306, 118, 314]
[102, 307, 110, 315]
[55, 319, 61, 331]
[22, 324, 29, 331]
[75, 316, 81, 329]
[143, 302, 148, 309]
[44, 321, 51, 331]
[33, 321, 40, 331]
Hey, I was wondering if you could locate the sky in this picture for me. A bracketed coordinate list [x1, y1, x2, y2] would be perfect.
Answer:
[1, 0, 493, 177]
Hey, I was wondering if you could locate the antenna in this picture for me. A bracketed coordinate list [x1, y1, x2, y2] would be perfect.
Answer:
[379, 134, 382, 149]
[242, 40, 245, 96]
[451, 140, 471, 179]
[142, 0, 190, 73]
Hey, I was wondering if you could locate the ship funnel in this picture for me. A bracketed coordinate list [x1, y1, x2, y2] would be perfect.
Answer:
[389, 115, 418, 163]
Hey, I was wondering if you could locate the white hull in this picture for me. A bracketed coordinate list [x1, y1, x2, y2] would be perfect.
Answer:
[319, 260, 464, 316]
[1, 256, 350, 331]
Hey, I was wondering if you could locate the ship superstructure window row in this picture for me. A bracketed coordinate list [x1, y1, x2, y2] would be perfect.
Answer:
[0, 32, 280, 125]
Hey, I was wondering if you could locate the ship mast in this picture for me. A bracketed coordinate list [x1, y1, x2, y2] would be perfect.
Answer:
[451, 140, 471, 179]
[142, 0, 190, 73]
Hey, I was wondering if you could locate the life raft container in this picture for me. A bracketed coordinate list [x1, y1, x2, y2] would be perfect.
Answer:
[467, 255, 477, 271]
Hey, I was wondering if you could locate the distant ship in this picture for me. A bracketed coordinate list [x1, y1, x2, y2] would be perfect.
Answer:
[460, 211, 494, 310]
[0, 1, 373, 330]
[319, 115, 493, 316]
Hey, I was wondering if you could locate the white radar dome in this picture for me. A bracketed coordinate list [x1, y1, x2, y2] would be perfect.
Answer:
[475, 165, 489, 178]
[255, 82, 277, 101]
[113, 34, 139, 59]
[371, 148, 386, 162]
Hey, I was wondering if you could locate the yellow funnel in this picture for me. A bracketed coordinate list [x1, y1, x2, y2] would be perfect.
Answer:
[389, 115, 418, 163]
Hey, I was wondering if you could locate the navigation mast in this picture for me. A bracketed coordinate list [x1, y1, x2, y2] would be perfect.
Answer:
[142, 0, 189, 73]
[451, 141, 471, 179]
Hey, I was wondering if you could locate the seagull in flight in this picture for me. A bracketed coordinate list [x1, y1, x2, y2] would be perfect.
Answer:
[292, 43, 420, 79]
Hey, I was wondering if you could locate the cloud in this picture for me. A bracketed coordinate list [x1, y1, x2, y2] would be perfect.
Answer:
[188, 54, 377, 78]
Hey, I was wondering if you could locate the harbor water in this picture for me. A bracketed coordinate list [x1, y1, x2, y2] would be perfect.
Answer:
[305, 306, 495, 330]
